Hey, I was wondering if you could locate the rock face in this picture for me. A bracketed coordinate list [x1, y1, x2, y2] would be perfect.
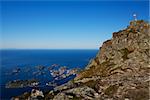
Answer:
[53, 20, 150, 100]
[13, 20, 150, 100]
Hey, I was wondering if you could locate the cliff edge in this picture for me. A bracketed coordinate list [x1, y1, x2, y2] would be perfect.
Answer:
[13, 20, 150, 100]
[52, 20, 150, 100]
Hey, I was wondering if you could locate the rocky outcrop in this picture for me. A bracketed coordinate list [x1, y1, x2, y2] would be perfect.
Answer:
[30, 89, 44, 99]
[75, 20, 149, 81]
[13, 20, 150, 100]
[53, 86, 98, 100]
[53, 20, 150, 100]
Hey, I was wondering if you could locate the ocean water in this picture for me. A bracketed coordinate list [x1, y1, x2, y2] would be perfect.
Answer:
[0, 49, 98, 99]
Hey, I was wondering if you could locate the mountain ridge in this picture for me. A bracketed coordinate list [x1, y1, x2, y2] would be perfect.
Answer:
[13, 20, 150, 100]
[52, 20, 150, 100]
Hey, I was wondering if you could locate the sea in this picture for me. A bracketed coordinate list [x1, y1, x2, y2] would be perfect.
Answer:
[0, 49, 98, 99]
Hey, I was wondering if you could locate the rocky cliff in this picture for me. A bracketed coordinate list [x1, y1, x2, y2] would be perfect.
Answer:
[51, 20, 150, 100]
[13, 20, 150, 100]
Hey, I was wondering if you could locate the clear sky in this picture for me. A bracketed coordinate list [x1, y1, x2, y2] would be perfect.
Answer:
[1, 0, 149, 49]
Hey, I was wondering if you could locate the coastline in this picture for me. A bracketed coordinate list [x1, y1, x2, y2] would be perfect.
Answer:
[0, 49, 98, 99]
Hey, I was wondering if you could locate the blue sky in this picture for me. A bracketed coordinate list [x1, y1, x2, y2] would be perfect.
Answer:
[1, 0, 149, 49]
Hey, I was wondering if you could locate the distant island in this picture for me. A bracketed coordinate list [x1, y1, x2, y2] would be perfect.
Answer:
[12, 20, 150, 100]
[5, 65, 79, 88]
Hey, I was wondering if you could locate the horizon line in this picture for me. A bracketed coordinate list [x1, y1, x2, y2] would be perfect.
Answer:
[1, 0, 143, 2]
[0, 48, 99, 50]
